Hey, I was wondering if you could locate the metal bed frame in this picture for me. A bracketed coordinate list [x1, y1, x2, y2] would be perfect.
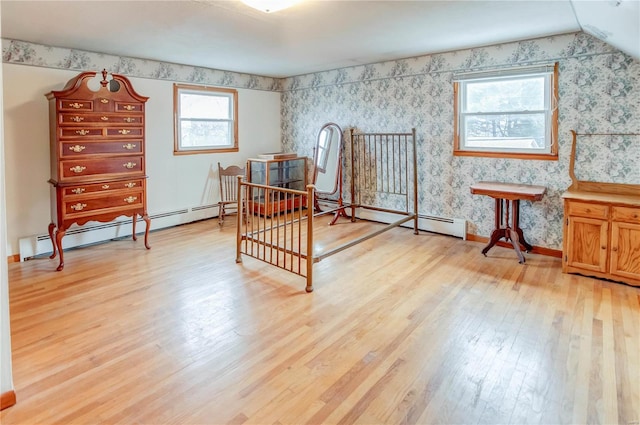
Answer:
[235, 129, 418, 292]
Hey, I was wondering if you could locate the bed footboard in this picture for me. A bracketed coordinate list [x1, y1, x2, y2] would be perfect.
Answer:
[236, 180, 316, 292]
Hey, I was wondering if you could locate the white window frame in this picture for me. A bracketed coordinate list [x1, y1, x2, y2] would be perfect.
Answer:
[454, 63, 558, 160]
[173, 84, 238, 155]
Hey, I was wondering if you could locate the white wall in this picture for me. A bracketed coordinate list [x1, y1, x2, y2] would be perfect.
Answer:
[2, 64, 282, 256]
[0, 15, 15, 398]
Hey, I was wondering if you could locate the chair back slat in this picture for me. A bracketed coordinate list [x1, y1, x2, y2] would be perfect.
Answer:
[218, 162, 246, 225]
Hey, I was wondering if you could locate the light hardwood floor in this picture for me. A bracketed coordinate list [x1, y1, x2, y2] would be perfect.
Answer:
[2, 218, 639, 424]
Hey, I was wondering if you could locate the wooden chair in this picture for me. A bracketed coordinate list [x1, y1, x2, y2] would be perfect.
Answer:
[218, 162, 245, 226]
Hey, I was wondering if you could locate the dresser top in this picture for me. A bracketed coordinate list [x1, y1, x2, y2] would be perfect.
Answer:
[562, 189, 640, 206]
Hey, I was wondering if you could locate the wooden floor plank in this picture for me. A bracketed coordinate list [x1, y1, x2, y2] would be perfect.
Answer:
[1, 218, 639, 424]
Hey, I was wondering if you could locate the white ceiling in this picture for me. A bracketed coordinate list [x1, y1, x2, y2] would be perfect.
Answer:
[1, 0, 638, 78]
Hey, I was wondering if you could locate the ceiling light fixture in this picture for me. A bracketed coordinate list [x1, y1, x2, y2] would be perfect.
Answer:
[240, 0, 300, 13]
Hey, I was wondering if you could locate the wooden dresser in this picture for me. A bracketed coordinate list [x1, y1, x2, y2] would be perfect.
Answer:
[562, 131, 640, 287]
[45, 70, 150, 271]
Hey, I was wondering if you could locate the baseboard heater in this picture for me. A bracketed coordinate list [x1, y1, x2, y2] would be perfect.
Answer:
[317, 201, 466, 239]
[18, 204, 218, 261]
[357, 210, 466, 239]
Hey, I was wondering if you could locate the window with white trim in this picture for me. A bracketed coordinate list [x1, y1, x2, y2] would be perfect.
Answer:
[454, 63, 558, 160]
[174, 84, 238, 154]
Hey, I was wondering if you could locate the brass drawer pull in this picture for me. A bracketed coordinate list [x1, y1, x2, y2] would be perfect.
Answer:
[68, 102, 83, 109]
[118, 129, 131, 135]
[71, 188, 85, 194]
[102, 184, 110, 189]
[101, 116, 109, 121]
[123, 162, 137, 169]
[124, 182, 136, 188]
[100, 98, 109, 104]
[122, 105, 135, 111]
[123, 117, 136, 123]
[69, 165, 86, 173]
[70, 116, 84, 122]
[122, 143, 137, 150]
[68, 145, 86, 153]
[124, 196, 137, 204]
[70, 203, 87, 211]
[75, 129, 91, 136]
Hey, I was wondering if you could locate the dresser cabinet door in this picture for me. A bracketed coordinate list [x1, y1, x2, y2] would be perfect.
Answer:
[610, 221, 640, 281]
[566, 216, 609, 273]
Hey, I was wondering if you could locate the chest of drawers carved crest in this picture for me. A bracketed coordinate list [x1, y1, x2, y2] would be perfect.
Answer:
[45, 69, 151, 270]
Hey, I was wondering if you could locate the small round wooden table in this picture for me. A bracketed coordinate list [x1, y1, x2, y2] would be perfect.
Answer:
[470, 181, 546, 264]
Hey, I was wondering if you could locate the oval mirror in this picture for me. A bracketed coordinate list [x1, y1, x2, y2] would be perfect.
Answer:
[313, 123, 343, 195]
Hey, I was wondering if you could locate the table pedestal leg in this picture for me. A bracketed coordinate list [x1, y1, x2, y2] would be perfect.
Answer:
[508, 227, 526, 264]
[481, 198, 528, 263]
[482, 199, 504, 255]
[511, 200, 533, 252]
[482, 228, 506, 256]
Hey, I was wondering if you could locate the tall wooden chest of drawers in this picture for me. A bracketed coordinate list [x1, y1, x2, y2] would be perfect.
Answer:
[45, 69, 151, 270]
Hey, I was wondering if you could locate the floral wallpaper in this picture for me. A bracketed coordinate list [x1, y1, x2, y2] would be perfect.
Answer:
[280, 32, 640, 250]
[1, 39, 283, 91]
[3, 33, 639, 250]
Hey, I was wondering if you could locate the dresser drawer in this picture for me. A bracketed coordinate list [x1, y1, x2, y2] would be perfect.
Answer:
[63, 179, 144, 196]
[63, 190, 144, 216]
[61, 140, 143, 157]
[60, 156, 144, 180]
[567, 201, 609, 219]
[59, 100, 93, 111]
[106, 127, 143, 137]
[60, 113, 144, 125]
[612, 206, 640, 223]
[59, 128, 103, 138]
[115, 102, 144, 113]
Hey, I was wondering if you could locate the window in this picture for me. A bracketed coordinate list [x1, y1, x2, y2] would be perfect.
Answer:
[174, 84, 238, 154]
[454, 63, 558, 160]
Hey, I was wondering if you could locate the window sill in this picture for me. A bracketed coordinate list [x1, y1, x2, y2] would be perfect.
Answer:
[453, 150, 558, 161]
[174, 147, 239, 155]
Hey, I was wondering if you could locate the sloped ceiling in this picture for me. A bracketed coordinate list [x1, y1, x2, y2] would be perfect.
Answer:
[571, 0, 639, 61]
[0, 0, 637, 78]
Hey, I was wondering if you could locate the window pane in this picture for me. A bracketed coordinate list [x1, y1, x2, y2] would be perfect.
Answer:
[464, 113, 546, 149]
[180, 120, 231, 148]
[180, 93, 230, 119]
[466, 77, 545, 113]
